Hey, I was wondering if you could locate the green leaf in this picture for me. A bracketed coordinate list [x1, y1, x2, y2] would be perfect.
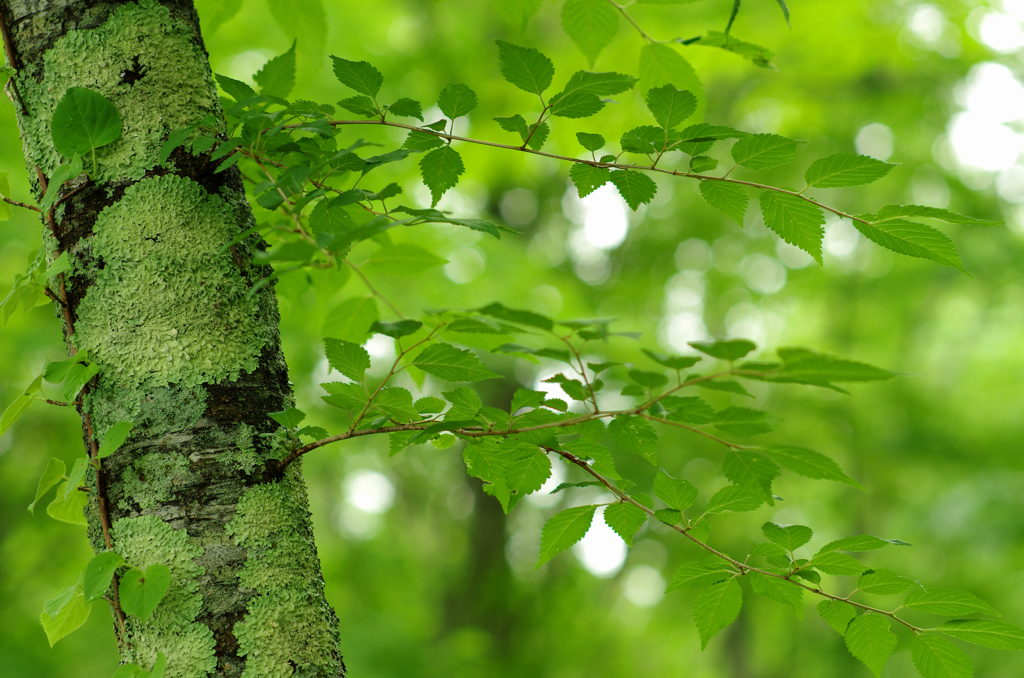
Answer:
[654, 470, 699, 511]
[759, 191, 825, 264]
[370, 319, 423, 339]
[96, 420, 134, 459]
[537, 505, 597, 567]
[689, 339, 756, 361]
[642, 350, 701, 370]
[713, 407, 776, 437]
[267, 0, 326, 62]
[610, 170, 657, 210]
[324, 339, 371, 381]
[816, 535, 909, 555]
[705, 485, 763, 513]
[629, 369, 668, 389]
[667, 557, 734, 592]
[495, 40, 554, 96]
[338, 95, 379, 118]
[40, 590, 90, 647]
[903, 589, 1001, 618]
[693, 578, 742, 649]
[859, 569, 913, 596]
[375, 387, 420, 423]
[119, 564, 171, 622]
[84, 552, 125, 602]
[562, 0, 619, 65]
[310, 198, 356, 235]
[818, 600, 858, 635]
[749, 572, 803, 617]
[661, 396, 716, 425]
[853, 218, 964, 272]
[420, 146, 465, 207]
[414, 396, 446, 415]
[28, 458, 66, 514]
[495, 114, 529, 140]
[689, 156, 718, 173]
[437, 83, 478, 120]
[0, 171, 13, 221]
[64, 457, 88, 502]
[724, 451, 780, 504]
[764, 347, 895, 391]
[366, 243, 448, 276]
[845, 615, 898, 677]
[577, 132, 605, 152]
[50, 87, 122, 159]
[404, 130, 445, 152]
[762, 522, 813, 551]
[937, 620, 1024, 650]
[47, 481, 88, 525]
[269, 408, 305, 429]
[525, 122, 549, 151]
[62, 361, 100, 402]
[607, 414, 659, 463]
[139, 653, 168, 678]
[412, 343, 500, 382]
[604, 502, 647, 546]
[699, 30, 775, 68]
[322, 297, 379, 344]
[330, 56, 383, 97]
[205, 0, 243, 31]
[40, 156, 84, 212]
[698, 379, 754, 398]
[639, 44, 704, 126]
[569, 163, 611, 199]
[911, 635, 974, 678]
[805, 153, 895, 188]
[646, 85, 697, 130]
[497, 0, 542, 30]
[732, 133, 802, 171]
[872, 204, 1000, 227]
[810, 551, 867, 576]
[1, 393, 33, 438]
[699, 181, 748, 226]
[507, 449, 552, 497]
[386, 98, 424, 120]
[763, 445, 862, 488]
[620, 125, 662, 155]
[254, 40, 296, 98]
[478, 302, 553, 330]
[321, 382, 368, 411]
[215, 74, 256, 102]
[112, 663, 144, 678]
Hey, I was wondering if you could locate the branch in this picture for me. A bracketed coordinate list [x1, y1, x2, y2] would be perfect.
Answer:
[2, 195, 40, 213]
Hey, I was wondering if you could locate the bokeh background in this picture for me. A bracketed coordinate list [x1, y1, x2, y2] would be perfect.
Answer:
[2, 0, 1023, 676]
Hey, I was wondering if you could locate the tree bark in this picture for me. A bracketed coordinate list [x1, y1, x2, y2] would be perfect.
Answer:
[1, 1, 346, 676]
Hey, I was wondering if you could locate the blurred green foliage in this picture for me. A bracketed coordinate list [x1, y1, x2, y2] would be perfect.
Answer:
[2, 0, 1023, 676]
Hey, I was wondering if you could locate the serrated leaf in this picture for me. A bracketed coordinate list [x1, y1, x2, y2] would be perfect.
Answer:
[724, 451, 779, 504]
[699, 30, 774, 68]
[84, 552, 125, 602]
[497, 0, 542, 30]
[526, 122, 549, 150]
[819, 600, 858, 635]
[495, 114, 530, 140]
[654, 470, 699, 511]
[859, 569, 912, 596]
[511, 389, 547, 414]
[763, 445, 862, 488]
[216, 74, 256, 102]
[562, 0, 619, 65]
[759, 191, 825, 264]
[420, 146, 465, 207]
[386, 98, 423, 120]
[604, 502, 647, 546]
[714, 407, 775, 437]
[28, 458, 66, 514]
[404, 130, 445, 151]
[816, 535, 909, 555]
[610, 170, 657, 210]
[805, 153, 894, 188]
[732, 134, 802, 171]
[254, 40, 296, 98]
[873, 204, 1000, 226]
[646, 85, 697, 130]
[437, 83, 478, 120]
[569, 163, 610, 198]
[322, 297, 378, 344]
[370, 319, 423, 339]
[551, 71, 637, 118]
[761, 347, 895, 391]
[667, 557, 734, 592]
[97, 420, 134, 459]
[365, 243, 448, 276]
[620, 125, 663, 155]
[577, 132, 605, 152]
[607, 414, 659, 464]
[375, 387, 420, 423]
[412, 343, 500, 382]
[478, 302, 553, 330]
[845, 615, 898, 677]
[324, 339, 371, 381]
[538, 505, 597, 567]
[689, 156, 718, 173]
[903, 589, 1000, 618]
[854, 218, 964, 272]
[495, 40, 554, 96]
[639, 43, 704, 126]
[507, 450, 552, 496]
[40, 590, 90, 647]
[119, 564, 171, 622]
[705, 485, 763, 513]
[698, 181, 748, 226]
[689, 339, 756, 361]
[911, 634, 974, 678]
[338, 95, 379, 118]
[693, 578, 742, 649]
[330, 56, 383, 97]
[749, 572, 803, 617]
[51, 87, 122, 159]
[269, 407, 305, 429]
[937, 620, 1024, 649]
[762, 522, 813, 551]
[811, 551, 867, 576]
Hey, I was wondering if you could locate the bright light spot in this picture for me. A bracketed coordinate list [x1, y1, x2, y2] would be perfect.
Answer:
[674, 238, 713, 272]
[364, 334, 396, 362]
[222, 49, 275, 85]
[658, 312, 709, 353]
[855, 123, 895, 161]
[443, 247, 486, 284]
[623, 565, 666, 608]
[344, 470, 395, 514]
[725, 303, 766, 347]
[574, 507, 628, 577]
[739, 254, 786, 294]
[533, 367, 575, 404]
[387, 15, 423, 52]
[908, 4, 946, 43]
[948, 113, 1020, 171]
[664, 272, 705, 313]
[332, 504, 381, 540]
[566, 230, 612, 285]
[775, 240, 814, 269]
[979, 12, 1024, 53]
[499, 188, 539, 226]
[1005, 0, 1024, 22]
[997, 165, 1024, 202]
[911, 175, 951, 207]
[581, 184, 629, 249]
[961, 62, 1024, 123]
[527, 461, 567, 508]
[447, 483, 475, 519]
[824, 219, 861, 258]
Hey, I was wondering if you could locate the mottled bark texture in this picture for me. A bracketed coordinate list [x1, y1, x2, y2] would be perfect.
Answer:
[1, 1, 346, 676]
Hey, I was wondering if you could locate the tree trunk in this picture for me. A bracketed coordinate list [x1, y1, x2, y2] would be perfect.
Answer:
[1, 1, 346, 676]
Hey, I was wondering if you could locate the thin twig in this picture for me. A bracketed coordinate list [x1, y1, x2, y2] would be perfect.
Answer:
[2, 195, 40, 213]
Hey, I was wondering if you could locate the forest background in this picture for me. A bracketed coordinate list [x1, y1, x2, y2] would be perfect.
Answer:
[1, 0, 1023, 676]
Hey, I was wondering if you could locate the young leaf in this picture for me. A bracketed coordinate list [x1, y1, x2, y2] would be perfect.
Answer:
[562, 0, 619, 65]
[437, 83, 478, 120]
[370, 319, 423, 339]
[495, 114, 530, 139]
[47, 481, 88, 525]
[412, 343, 501, 382]
[420, 146, 465, 206]
[762, 522, 813, 551]
[759, 191, 825, 264]
[577, 132, 605, 152]
[610, 170, 657, 210]
[724, 451, 780, 503]
[39, 156, 84, 212]
[330, 56, 383, 97]
[689, 339, 756, 361]
[818, 600, 858, 635]
[365, 243, 448, 276]
[403, 130, 445, 152]
[1, 394, 33, 438]
[845, 614, 898, 677]
[667, 558, 734, 592]
[322, 297, 379, 344]
[749, 572, 803, 617]
[50, 87, 122, 159]
[324, 339, 371, 381]
[646, 85, 697, 130]
[690, 156, 718, 173]
[97, 421, 134, 459]
[859, 569, 913, 596]
[705, 485, 764, 513]
[816, 535, 909, 555]
[693, 578, 742, 649]
[495, 40, 554, 96]
[903, 589, 1001, 618]
[254, 40, 296, 98]
[40, 589, 90, 647]
[937, 620, 1024, 650]
[804, 152, 894, 188]
[537, 505, 597, 567]
[62, 362, 100, 402]
[119, 564, 172, 621]
[84, 552, 125, 602]
[639, 43, 705, 125]
[763, 445, 862, 488]
[28, 458, 66, 514]
[872, 204, 1000, 226]
[699, 181, 747, 226]
[386, 98, 424, 120]
[607, 415, 659, 464]
[604, 502, 647, 546]
[569, 163, 610, 198]
[853, 218, 964, 272]
[731, 133, 802, 171]
[911, 634, 974, 678]
[338, 96, 379, 118]
[269, 408, 305, 429]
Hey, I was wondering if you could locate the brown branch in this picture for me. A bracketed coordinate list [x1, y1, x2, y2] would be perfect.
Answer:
[0, 6, 27, 115]
[2, 195, 40, 213]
